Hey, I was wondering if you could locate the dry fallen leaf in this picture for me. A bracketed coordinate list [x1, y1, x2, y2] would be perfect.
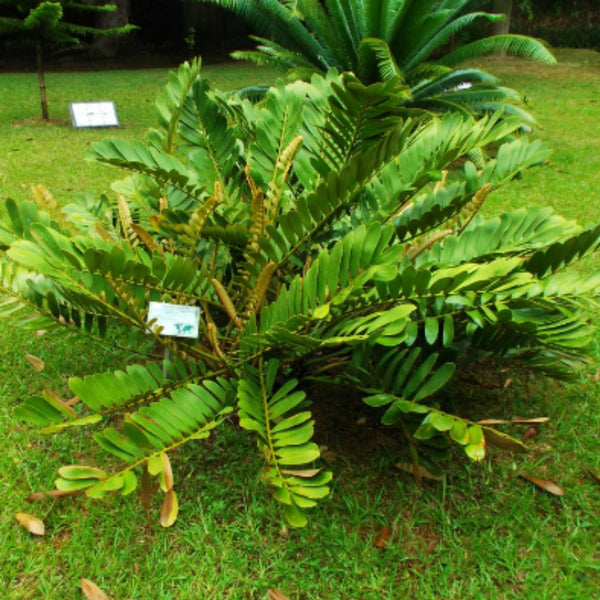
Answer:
[24, 354, 45, 372]
[159, 489, 178, 528]
[477, 418, 509, 426]
[588, 471, 600, 485]
[374, 526, 393, 548]
[80, 578, 110, 600]
[594, 367, 600, 382]
[477, 416, 549, 426]
[26, 489, 80, 502]
[44, 388, 78, 417]
[511, 417, 549, 425]
[15, 512, 45, 536]
[320, 447, 338, 463]
[396, 462, 443, 481]
[520, 474, 565, 496]
[280, 468, 321, 478]
[268, 590, 291, 600]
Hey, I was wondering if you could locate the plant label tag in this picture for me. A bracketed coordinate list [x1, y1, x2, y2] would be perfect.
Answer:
[147, 302, 201, 338]
[69, 102, 119, 128]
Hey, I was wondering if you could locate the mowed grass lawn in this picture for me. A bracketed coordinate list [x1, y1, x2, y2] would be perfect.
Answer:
[1, 50, 599, 599]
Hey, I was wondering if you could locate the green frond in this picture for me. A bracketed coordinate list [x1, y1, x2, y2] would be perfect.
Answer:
[255, 222, 400, 339]
[205, 0, 332, 70]
[238, 359, 331, 527]
[177, 78, 242, 197]
[440, 35, 556, 68]
[409, 68, 500, 100]
[319, 0, 360, 70]
[152, 58, 203, 154]
[235, 35, 324, 71]
[524, 223, 600, 279]
[366, 111, 525, 220]
[250, 118, 414, 273]
[245, 79, 307, 189]
[88, 138, 203, 202]
[393, 181, 474, 243]
[51, 376, 236, 501]
[402, 11, 504, 71]
[364, 392, 494, 461]
[359, 37, 407, 86]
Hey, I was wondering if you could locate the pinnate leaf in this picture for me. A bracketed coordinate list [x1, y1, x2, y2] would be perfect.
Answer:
[396, 462, 443, 482]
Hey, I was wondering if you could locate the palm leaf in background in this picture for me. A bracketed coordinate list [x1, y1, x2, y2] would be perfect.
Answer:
[198, 0, 554, 124]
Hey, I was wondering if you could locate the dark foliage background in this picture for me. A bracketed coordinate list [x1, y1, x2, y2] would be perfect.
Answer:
[2, 0, 600, 69]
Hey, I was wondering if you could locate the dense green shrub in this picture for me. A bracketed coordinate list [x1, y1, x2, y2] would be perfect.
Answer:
[198, 0, 555, 124]
[2, 60, 600, 526]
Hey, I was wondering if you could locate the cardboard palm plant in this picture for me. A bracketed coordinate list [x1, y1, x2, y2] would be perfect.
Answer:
[2, 60, 599, 527]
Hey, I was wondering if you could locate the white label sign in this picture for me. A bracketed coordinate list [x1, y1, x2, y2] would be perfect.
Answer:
[69, 101, 119, 128]
[147, 302, 201, 338]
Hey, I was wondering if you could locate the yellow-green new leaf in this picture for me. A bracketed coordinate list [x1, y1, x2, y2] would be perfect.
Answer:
[284, 502, 308, 528]
[121, 470, 137, 495]
[58, 465, 107, 480]
[55, 478, 98, 492]
[86, 476, 125, 499]
[276, 444, 320, 466]
[147, 454, 163, 476]
[465, 425, 486, 461]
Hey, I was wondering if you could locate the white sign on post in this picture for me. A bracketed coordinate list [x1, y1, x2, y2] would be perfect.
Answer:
[147, 302, 201, 339]
[69, 101, 119, 128]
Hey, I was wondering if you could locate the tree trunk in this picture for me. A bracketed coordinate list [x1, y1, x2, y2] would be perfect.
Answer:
[94, 0, 132, 57]
[35, 34, 49, 121]
[492, 0, 513, 35]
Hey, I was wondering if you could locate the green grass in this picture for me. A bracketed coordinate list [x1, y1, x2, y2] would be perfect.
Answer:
[482, 48, 600, 225]
[1, 51, 600, 599]
[0, 62, 279, 205]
